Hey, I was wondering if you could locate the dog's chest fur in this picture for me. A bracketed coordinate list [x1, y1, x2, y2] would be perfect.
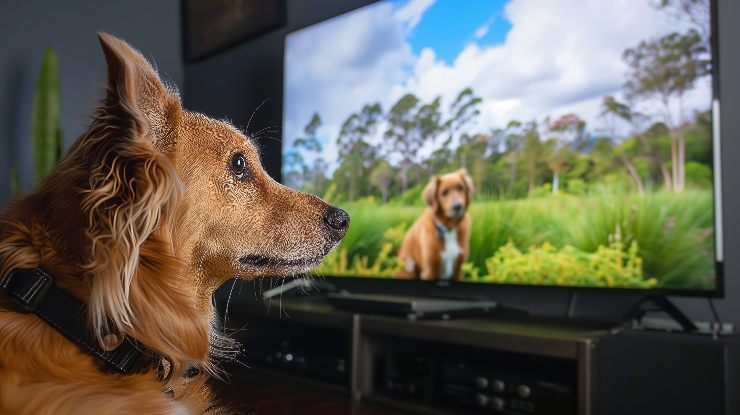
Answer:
[438, 227, 461, 280]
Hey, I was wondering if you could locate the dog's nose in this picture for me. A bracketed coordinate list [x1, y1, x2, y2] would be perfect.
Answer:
[323, 206, 350, 239]
[452, 201, 463, 211]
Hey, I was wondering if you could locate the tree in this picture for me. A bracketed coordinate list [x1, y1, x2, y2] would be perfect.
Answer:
[503, 120, 524, 192]
[309, 158, 329, 195]
[521, 121, 542, 194]
[369, 160, 393, 204]
[385, 94, 441, 193]
[285, 113, 323, 192]
[336, 103, 383, 200]
[294, 113, 322, 152]
[654, 0, 710, 43]
[443, 88, 482, 167]
[456, 133, 488, 190]
[599, 96, 645, 193]
[283, 150, 306, 189]
[546, 114, 586, 194]
[291, 113, 325, 193]
[623, 29, 710, 192]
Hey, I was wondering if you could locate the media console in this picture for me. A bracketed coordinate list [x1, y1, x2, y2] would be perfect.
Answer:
[221, 296, 740, 415]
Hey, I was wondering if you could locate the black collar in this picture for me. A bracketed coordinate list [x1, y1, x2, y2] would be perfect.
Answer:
[434, 221, 447, 240]
[0, 268, 164, 378]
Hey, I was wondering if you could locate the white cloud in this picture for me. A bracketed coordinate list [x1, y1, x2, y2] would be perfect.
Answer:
[474, 15, 495, 39]
[284, 0, 711, 172]
[284, 1, 414, 167]
[394, 0, 436, 32]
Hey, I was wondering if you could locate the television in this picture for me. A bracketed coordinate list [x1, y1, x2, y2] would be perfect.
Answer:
[282, 0, 722, 296]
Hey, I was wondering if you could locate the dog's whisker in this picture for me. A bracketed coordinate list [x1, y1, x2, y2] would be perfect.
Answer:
[251, 126, 279, 137]
[252, 134, 283, 144]
[245, 98, 271, 136]
[223, 279, 237, 329]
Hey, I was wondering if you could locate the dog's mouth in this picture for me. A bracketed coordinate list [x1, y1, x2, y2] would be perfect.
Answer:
[238, 254, 324, 269]
[237, 243, 337, 273]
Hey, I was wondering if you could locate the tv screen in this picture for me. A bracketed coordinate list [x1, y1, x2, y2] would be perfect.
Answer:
[282, 0, 719, 293]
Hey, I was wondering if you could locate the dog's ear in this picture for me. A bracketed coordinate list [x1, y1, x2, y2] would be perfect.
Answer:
[81, 34, 208, 371]
[458, 168, 474, 206]
[423, 176, 441, 211]
[98, 32, 181, 149]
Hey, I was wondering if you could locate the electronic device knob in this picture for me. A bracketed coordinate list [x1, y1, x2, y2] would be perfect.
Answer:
[492, 379, 506, 393]
[492, 397, 506, 411]
[517, 384, 531, 398]
[476, 393, 490, 407]
[476, 377, 489, 389]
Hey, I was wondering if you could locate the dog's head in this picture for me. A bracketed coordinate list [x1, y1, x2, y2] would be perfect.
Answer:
[423, 168, 474, 220]
[90, 34, 348, 283]
[26, 34, 348, 373]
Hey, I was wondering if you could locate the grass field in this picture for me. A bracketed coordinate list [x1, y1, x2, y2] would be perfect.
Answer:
[313, 189, 716, 290]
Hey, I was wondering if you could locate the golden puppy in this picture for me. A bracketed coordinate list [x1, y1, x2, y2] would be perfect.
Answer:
[0, 34, 348, 414]
[395, 169, 473, 282]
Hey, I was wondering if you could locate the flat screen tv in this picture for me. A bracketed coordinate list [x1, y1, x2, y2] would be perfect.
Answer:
[282, 0, 722, 295]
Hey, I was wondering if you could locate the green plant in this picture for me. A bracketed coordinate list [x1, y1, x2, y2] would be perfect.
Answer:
[10, 164, 19, 197]
[464, 227, 656, 288]
[31, 46, 63, 184]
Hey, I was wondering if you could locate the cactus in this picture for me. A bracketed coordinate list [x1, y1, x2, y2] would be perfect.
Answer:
[10, 163, 19, 197]
[31, 46, 63, 184]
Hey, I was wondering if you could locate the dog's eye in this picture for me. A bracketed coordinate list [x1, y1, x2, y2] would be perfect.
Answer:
[442, 189, 449, 196]
[229, 153, 248, 180]
[457, 185, 464, 191]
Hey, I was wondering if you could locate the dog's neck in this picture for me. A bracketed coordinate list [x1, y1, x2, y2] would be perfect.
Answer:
[433, 211, 465, 230]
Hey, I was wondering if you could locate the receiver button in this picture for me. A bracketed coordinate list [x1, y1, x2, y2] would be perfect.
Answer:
[492, 379, 506, 393]
[476, 377, 489, 389]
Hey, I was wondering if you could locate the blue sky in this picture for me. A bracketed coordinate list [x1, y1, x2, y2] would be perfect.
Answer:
[403, 0, 511, 65]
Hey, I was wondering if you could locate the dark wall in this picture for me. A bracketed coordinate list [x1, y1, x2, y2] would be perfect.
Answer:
[193, 0, 736, 326]
[0, 0, 183, 206]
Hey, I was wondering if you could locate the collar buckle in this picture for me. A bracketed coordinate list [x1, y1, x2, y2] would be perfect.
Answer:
[0, 268, 53, 312]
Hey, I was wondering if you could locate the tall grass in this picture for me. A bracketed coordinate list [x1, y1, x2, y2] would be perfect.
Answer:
[320, 189, 715, 290]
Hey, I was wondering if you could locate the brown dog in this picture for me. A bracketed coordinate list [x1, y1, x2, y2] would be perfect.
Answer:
[394, 169, 473, 282]
[0, 34, 348, 414]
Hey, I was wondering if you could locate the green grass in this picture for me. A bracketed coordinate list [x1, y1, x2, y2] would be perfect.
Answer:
[314, 189, 715, 291]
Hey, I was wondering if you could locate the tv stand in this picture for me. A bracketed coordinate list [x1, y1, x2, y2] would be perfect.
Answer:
[622, 295, 698, 332]
[222, 296, 740, 415]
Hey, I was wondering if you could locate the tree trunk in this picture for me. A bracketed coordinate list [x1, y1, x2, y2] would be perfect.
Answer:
[660, 163, 672, 191]
[670, 131, 678, 192]
[677, 131, 686, 192]
[552, 171, 559, 195]
[508, 151, 518, 190]
[620, 154, 644, 194]
[676, 94, 686, 192]
[399, 160, 409, 194]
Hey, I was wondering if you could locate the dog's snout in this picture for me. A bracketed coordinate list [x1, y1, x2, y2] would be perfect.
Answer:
[452, 201, 463, 211]
[323, 206, 350, 239]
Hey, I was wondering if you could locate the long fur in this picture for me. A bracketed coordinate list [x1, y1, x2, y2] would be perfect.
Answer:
[0, 34, 212, 414]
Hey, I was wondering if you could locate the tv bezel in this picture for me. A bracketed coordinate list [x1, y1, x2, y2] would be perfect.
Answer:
[280, 0, 724, 299]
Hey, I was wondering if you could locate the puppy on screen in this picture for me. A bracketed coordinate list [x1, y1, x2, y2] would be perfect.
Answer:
[394, 168, 473, 282]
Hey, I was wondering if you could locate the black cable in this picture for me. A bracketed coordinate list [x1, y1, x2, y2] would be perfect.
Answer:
[708, 297, 722, 332]
[566, 291, 578, 319]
